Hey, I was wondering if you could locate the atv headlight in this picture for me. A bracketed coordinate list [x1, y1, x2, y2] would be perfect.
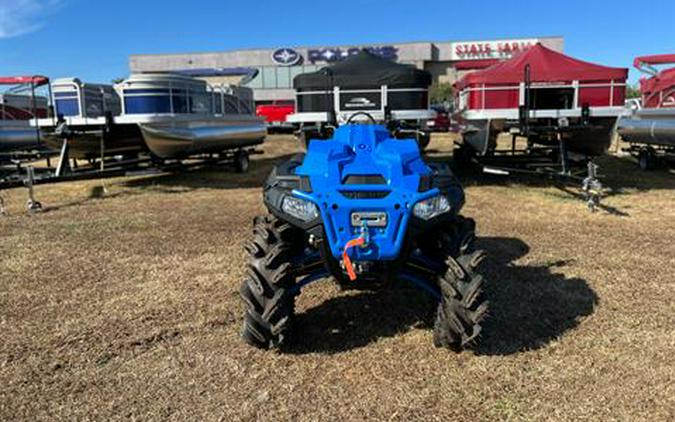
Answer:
[413, 195, 450, 220]
[282, 195, 319, 222]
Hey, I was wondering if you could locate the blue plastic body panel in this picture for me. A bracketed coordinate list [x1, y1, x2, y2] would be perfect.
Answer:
[294, 124, 439, 261]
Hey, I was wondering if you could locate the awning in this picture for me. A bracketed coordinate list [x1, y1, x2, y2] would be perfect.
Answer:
[454, 59, 500, 71]
[455, 44, 627, 90]
[168, 67, 257, 77]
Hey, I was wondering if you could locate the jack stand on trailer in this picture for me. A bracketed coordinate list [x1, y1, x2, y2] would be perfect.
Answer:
[55, 138, 72, 177]
[582, 160, 603, 212]
[0, 196, 6, 216]
[24, 165, 42, 213]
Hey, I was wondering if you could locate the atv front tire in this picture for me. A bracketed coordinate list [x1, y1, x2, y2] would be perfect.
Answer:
[240, 215, 302, 349]
[432, 217, 488, 351]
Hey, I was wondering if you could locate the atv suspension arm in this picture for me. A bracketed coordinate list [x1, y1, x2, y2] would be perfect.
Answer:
[398, 271, 441, 301]
[289, 269, 331, 296]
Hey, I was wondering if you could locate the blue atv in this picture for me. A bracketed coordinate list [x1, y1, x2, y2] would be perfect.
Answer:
[240, 117, 487, 351]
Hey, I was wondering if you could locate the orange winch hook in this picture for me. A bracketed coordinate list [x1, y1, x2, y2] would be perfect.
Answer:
[342, 236, 366, 281]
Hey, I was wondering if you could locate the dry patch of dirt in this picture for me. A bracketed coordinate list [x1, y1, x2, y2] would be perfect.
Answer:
[1, 134, 674, 421]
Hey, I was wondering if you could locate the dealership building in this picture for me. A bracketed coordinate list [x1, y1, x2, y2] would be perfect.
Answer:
[129, 36, 564, 104]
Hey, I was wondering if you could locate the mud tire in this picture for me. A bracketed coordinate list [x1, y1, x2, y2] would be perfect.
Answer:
[432, 216, 488, 351]
[240, 214, 303, 349]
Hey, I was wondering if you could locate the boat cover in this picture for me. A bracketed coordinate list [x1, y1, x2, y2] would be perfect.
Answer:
[293, 50, 431, 90]
[455, 44, 627, 89]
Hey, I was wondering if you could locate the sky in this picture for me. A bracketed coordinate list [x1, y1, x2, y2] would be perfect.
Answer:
[1, 0, 674, 85]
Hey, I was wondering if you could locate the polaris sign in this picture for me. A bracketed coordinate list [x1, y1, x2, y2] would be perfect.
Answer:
[308, 46, 398, 63]
[272, 48, 302, 66]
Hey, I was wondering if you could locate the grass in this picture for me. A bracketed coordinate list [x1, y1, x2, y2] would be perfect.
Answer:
[1, 134, 674, 421]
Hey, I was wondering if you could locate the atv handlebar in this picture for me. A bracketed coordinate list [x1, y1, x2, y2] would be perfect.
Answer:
[346, 112, 377, 125]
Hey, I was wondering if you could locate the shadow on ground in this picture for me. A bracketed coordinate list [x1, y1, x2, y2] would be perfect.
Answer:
[475, 237, 598, 356]
[286, 237, 598, 356]
[595, 154, 675, 192]
[436, 151, 675, 194]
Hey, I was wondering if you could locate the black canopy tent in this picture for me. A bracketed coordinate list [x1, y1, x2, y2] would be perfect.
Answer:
[294, 50, 431, 89]
[292, 50, 432, 113]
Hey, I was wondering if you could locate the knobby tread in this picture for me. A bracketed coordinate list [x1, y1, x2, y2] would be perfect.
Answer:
[431, 215, 489, 352]
[240, 214, 303, 349]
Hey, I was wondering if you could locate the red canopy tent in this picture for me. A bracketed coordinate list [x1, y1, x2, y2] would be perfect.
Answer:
[455, 43, 628, 110]
[454, 59, 500, 71]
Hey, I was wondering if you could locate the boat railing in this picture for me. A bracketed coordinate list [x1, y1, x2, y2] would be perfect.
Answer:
[118, 75, 200, 115]
[642, 86, 675, 109]
[0, 97, 46, 121]
[458, 80, 627, 112]
[210, 84, 255, 116]
[1, 76, 52, 142]
[50, 79, 120, 125]
[52, 80, 83, 120]
[119, 77, 255, 117]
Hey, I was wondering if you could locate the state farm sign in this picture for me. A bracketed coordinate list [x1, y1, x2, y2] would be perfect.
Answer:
[450, 39, 540, 60]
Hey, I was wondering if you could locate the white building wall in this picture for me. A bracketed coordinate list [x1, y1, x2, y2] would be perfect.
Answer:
[129, 37, 564, 102]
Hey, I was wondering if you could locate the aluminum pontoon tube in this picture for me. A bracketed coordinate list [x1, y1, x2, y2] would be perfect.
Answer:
[139, 121, 266, 158]
[0, 127, 39, 151]
[617, 118, 675, 147]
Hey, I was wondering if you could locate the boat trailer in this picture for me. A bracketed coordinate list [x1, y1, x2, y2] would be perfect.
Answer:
[0, 145, 262, 215]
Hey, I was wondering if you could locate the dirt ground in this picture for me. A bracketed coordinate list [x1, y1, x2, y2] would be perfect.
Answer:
[1, 134, 674, 421]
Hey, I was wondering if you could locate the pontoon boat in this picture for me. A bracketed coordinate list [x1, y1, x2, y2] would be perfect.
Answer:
[454, 44, 628, 158]
[286, 50, 436, 148]
[0, 76, 49, 153]
[617, 54, 675, 169]
[36, 73, 265, 162]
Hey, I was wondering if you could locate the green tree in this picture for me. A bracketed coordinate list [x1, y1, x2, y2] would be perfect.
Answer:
[625, 83, 641, 99]
[430, 82, 454, 104]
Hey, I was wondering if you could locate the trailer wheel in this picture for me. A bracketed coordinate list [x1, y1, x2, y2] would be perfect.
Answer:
[234, 151, 250, 173]
[432, 216, 488, 351]
[638, 147, 657, 171]
[240, 214, 303, 349]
